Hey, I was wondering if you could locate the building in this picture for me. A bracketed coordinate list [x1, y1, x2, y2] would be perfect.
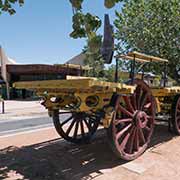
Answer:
[65, 53, 86, 66]
[0, 47, 88, 99]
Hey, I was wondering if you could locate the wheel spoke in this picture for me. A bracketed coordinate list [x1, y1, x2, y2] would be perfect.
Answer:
[80, 120, 85, 137]
[176, 114, 180, 121]
[127, 128, 136, 154]
[134, 129, 140, 151]
[119, 129, 132, 150]
[109, 80, 154, 160]
[53, 111, 99, 144]
[89, 117, 96, 122]
[130, 94, 137, 110]
[115, 118, 132, 125]
[116, 124, 132, 140]
[60, 116, 73, 127]
[140, 92, 148, 110]
[116, 96, 121, 105]
[144, 102, 152, 109]
[123, 96, 135, 112]
[177, 119, 180, 128]
[73, 121, 79, 139]
[66, 119, 76, 135]
[89, 118, 95, 127]
[177, 108, 180, 113]
[135, 86, 142, 109]
[147, 115, 153, 119]
[118, 104, 133, 117]
[84, 118, 92, 132]
[144, 126, 151, 132]
[171, 97, 180, 135]
[139, 128, 146, 144]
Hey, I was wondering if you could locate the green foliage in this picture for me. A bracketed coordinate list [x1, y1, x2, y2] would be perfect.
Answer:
[69, 1, 103, 70]
[84, 53, 105, 78]
[114, 0, 180, 81]
[104, 65, 116, 82]
[104, 0, 123, 9]
[70, 11, 103, 77]
[70, 12, 101, 39]
[69, 1, 103, 76]
[69, 0, 83, 10]
[69, 0, 123, 45]
[69, 0, 123, 10]
[104, 0, 116, 9]
[69, 0, 122, 78]
[0, 0, 24, 15]
[83, 38, 105, 78]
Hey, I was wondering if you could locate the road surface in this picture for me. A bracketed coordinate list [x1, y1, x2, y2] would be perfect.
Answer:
[0, 116, 53, 136]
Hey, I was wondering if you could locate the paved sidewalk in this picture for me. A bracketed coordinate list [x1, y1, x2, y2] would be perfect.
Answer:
[0, 100, 48, 120]
[1, 101, 180, 180]
[0, 124, 180, 180]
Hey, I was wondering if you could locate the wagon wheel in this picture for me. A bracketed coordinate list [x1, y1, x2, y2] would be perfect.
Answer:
[107, 80, 155, 161]
[171, 95, 180, 135]
[52, 110, 100, 144]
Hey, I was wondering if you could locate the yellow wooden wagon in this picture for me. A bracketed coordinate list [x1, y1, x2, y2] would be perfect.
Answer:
[12, 13, 180, 160]
[13, 51, 180, 161]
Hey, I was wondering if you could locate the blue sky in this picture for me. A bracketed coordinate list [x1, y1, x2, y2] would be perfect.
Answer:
[0, 0, 122, 64]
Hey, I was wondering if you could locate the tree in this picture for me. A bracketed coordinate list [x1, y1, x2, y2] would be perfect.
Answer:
[0, 0, 115, 78]
[69, 0, 121, 77]
[114, 0, 180, 81]
[69, 0, 123, 51]
[0, 0, 122, 77]
[0, 0, 24, 15]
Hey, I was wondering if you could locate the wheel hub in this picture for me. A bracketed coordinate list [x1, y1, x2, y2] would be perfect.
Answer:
[133, 111, 148, 128]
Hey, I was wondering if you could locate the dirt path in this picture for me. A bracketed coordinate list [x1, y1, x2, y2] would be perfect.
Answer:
[0, 123, 180, 180]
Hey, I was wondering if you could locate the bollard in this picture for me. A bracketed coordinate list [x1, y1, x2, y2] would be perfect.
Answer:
[2, 100, 4, 114]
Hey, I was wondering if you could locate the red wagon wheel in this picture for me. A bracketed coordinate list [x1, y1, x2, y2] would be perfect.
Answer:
[107, 80, 155, 160]
[52, 110, 100, 144]
[171, 95, 180, 135]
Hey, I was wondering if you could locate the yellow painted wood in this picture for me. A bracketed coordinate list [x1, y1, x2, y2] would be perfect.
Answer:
[155, 97, 161, 113]
[13, 79, 136, 94]
[66, 75, 97, 80]
[117, 55, 150, 63]
[128, 51, 168, 63]
[152, 87, 180, 96]
[55, 63, 90, 70]
[116, 51, 168, 63]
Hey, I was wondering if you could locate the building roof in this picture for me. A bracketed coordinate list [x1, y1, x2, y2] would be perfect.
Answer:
[65, 53, 86, 66]
[6, 64, 88, 74]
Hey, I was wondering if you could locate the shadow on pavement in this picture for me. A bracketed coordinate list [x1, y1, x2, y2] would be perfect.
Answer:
[0, 123, 175, 180]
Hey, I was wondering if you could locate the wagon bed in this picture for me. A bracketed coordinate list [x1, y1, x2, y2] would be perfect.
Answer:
[151, 87, 180, 96]
[13, 78, 135, 94]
